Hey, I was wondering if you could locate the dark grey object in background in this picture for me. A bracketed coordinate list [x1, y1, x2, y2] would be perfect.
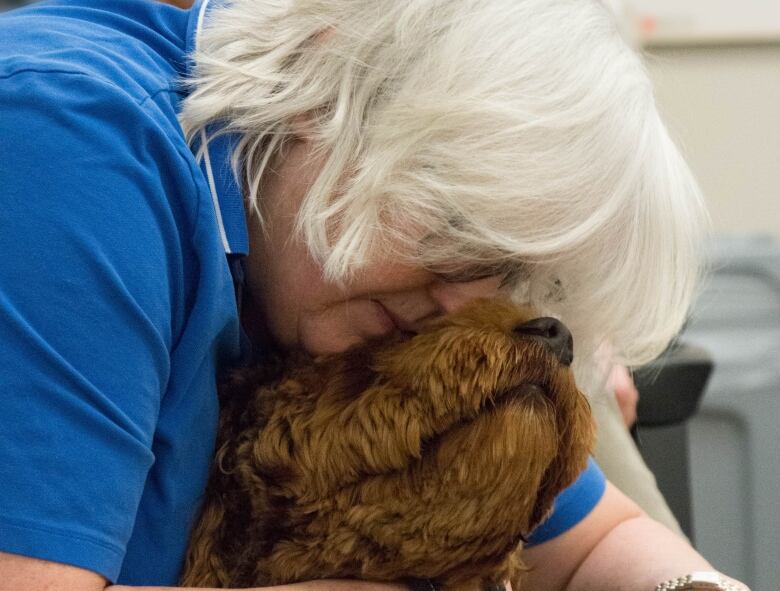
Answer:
[638, 235, 780, 591]
[682, 236, 780, 591]
[633, 342, 713, 542]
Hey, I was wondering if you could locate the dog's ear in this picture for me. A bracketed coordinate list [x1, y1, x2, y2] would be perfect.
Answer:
[327, 345, 381, 399]
[313, 332, 410, 400]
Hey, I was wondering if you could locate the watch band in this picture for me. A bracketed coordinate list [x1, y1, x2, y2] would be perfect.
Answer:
[655, 571, 744, 590]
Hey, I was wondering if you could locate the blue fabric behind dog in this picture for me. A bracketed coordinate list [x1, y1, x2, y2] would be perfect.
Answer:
[527, 458, 606, 546]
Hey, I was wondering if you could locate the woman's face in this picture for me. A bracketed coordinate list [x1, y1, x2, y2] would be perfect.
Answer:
[244, 136, 508, 356]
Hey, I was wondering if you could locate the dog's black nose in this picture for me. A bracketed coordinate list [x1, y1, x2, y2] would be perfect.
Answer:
[513, 317, 574, 366]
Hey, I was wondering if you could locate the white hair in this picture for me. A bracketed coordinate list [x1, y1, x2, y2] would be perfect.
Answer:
[180, 0, 708, 369]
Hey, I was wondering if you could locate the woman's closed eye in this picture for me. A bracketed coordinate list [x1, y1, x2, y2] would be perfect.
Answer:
[432, 263, 526, 288]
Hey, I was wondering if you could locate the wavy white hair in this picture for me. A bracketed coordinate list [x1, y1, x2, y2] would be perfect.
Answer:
[180, 0, 708, 369]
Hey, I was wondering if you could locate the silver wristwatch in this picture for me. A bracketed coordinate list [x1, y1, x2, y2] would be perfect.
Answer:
[655, 571, 744, 591]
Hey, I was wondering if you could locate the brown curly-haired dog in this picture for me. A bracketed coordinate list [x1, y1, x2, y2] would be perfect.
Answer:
[182, 299, 594, 590]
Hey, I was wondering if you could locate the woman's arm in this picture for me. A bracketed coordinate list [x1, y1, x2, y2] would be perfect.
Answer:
[0, 552, 106, 591]
[521, 481, 747, 591]
[0, 552, 407, 591]
[3, 482, 748, 591]
[112, 581, 407, 591]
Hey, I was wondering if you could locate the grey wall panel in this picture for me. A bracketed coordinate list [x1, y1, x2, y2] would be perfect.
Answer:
[682, 236, 780, 591]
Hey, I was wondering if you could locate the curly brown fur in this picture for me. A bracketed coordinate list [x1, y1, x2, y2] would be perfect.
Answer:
[182, 299, 594, 590]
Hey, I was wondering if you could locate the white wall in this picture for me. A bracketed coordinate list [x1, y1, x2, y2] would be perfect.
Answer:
[645, 44, 780, 237]
[626, 0, 780, 45]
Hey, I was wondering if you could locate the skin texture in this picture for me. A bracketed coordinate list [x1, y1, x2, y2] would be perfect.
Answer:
[181, 300, 594, 590]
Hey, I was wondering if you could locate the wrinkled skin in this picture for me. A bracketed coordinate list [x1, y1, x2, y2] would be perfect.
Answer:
[182, 299, 594, 590]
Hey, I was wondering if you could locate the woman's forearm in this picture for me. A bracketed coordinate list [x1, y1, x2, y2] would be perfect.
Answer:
[565, 516, 737, 591]
[521, 481, 750, 591]
[108, 580, 408, 591]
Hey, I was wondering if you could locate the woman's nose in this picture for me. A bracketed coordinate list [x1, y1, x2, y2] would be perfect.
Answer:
[427, 275, 505, 314]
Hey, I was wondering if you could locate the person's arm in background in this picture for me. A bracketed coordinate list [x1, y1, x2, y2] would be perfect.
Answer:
[590, 341, 687, 539]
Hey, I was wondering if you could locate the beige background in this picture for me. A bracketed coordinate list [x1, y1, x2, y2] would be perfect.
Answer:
[626, 0, 780, 45]
[644, 43, 780, 238]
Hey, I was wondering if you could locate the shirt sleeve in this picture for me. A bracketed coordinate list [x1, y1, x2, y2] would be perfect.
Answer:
[525, 457, 607, 546]
[0, 70, 192, 581]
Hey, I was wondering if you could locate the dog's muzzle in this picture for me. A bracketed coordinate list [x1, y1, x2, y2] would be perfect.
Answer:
[513, 317, 574, 366]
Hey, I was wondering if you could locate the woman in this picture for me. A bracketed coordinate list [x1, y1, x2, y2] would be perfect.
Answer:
[0, 0, 748, 589]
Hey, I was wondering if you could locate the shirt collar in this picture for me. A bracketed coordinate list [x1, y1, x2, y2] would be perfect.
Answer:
[185, 0, 249, 256]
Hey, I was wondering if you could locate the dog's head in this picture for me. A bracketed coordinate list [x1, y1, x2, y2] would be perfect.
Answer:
[216, 298, 594, 585]
[351, 298, 593, 528]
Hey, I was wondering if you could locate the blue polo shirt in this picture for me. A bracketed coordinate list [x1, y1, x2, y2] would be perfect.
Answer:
[0, 0, 604, 585]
